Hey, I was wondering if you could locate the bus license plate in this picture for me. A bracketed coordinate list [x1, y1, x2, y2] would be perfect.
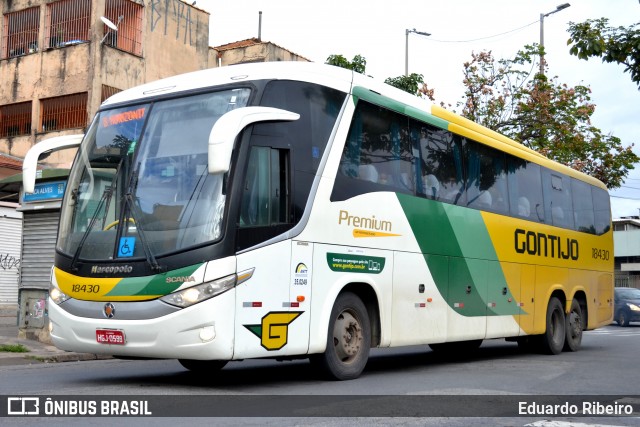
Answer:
[96, 329, 126, 345]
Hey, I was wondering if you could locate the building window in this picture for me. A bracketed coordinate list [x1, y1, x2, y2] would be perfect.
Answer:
[45, 0, 91, 49]
[101, 85, 122, 102]
[1, 7, 40, 59]
[0, 102, 32, 137]
[40, 93, 87, 132]
[104, 0, 143, 56]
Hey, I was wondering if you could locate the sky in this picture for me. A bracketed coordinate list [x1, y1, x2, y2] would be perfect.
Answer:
[196, 0, 639, 218]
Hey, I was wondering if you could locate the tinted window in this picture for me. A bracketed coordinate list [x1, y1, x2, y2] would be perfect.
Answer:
[542, 168, 574, 229]
[572, 178, 595, 233]
[331, 98, 609, 235]
[464, 140, 508, 214]
[507, 158, 544, 222]
[334, 101, 414, 199]
[593, 187, 611, 235]
[257, 80, 346, 222]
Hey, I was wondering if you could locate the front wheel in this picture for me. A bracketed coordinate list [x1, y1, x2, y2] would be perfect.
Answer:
[563, 299, 584, 352]
[178, 359, 228, 373]
[310, 292, 371, 380]
[539, 297, 566, 355]
[616, 310, 630, 327]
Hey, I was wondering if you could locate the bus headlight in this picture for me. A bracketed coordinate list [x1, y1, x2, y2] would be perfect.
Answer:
[160, 274, 236, 308]
[50, 283, 71, 305]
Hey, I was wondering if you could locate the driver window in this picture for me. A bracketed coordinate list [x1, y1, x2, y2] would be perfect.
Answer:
[239, 146, 290, 228]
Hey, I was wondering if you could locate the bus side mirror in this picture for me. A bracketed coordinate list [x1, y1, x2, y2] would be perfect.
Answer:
[208, 106, 299, 174]
[23, 134, 84, 193]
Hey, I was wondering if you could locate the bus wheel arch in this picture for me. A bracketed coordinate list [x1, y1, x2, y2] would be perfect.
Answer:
[340, 282, 381, 347]
[310, 285, 379, 380]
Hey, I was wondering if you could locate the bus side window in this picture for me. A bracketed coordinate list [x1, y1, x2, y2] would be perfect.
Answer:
[542, 168, 575, 230]
[571, 178, 595, 234]
[592, 186, 611, 235]
[507, 157, 545, 223]
[465, 140, 508, 214]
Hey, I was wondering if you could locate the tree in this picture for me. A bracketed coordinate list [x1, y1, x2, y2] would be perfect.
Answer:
[567, 18, 640, 88]
[384, 73, 424, 95]
[325, 54, 367, 74]
[458, 45, 638, 189]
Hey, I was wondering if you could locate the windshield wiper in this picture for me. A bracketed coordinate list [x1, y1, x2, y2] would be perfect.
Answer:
[70, 185, 114, 271]
[123, 190, 165, 273]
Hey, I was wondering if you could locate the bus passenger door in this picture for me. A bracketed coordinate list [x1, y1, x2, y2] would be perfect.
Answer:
[233, 143, 301, 358]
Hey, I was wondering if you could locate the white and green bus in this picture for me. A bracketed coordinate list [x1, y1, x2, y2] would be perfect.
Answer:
[23, 62, 613, 380]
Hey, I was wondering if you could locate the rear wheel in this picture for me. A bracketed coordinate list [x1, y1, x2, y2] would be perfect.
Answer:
[539, 297, 566, 355]
[563, 299, 584, 352]
[178, 359, 228, 373]
[310, 292, 371, 380]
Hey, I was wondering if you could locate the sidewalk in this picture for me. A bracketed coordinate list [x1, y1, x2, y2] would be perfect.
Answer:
[0, 324, 111, 366]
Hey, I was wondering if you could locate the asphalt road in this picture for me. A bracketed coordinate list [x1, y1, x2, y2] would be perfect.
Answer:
[1, 324, 639, 426]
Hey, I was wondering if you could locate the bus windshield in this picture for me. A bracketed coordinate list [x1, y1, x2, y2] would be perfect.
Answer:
[57, 88, 251, 261]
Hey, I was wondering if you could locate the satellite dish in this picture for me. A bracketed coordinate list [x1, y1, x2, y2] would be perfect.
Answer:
[100, 16, 118, 31]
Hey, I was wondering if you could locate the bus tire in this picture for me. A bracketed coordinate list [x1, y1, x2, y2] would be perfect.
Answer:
[563, 299, 583, 352]
[178, 359, 228, 373]
[310, 292, 371, 381]
[540, 297, 566, 355]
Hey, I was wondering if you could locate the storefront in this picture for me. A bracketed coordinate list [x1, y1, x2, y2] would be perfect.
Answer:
[0, 202, 22, 307]
[0, 169, 68, 340]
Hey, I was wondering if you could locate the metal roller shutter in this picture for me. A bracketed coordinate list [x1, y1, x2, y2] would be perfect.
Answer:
[19, 211, 59, 290]
[0, 210, 22, 304]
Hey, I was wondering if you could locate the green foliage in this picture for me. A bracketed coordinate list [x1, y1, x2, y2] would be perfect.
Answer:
[567, 18, 640, 88]
[458, 45, 638, 189]
[384, 73, 425, 95]
[325, 54, 367, 74]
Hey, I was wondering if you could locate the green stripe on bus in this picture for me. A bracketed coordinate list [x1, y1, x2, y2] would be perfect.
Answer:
[396, 193, 522, 316]
[104, 263, 204, 297]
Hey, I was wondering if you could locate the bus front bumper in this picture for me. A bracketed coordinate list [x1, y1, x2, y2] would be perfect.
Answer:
[47, 290, 236, 360]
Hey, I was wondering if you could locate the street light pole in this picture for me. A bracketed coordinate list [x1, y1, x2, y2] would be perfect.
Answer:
[405, 28, 431, 76]
[539, 3, 571, 76]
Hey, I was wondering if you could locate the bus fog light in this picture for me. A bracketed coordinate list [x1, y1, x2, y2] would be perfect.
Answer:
[200, 325, 216, 342]
[160, 274, 237, 308]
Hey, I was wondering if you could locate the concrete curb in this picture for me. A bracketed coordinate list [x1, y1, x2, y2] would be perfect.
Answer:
[0, 324, 113, 366]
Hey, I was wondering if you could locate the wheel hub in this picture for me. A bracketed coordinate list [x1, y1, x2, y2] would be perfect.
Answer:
[333, 311, 362, 362]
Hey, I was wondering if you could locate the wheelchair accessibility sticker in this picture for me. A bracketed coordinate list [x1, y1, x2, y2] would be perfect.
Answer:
[118, 237, 136, 258]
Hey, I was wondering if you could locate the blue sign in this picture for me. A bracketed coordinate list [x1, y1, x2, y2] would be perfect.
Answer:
[118, 237, 136, 258]
[23, 181, 66, 202]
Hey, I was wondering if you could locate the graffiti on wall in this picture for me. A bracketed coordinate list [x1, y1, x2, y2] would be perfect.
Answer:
[150, 0, 199, 46]
[0, 253, 20, 271]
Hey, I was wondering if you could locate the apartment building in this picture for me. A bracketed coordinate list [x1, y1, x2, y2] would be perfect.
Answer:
[0, 0, 210, 174]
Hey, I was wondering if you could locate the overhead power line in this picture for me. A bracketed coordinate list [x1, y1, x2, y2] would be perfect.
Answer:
[424, 20, 540, 44]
